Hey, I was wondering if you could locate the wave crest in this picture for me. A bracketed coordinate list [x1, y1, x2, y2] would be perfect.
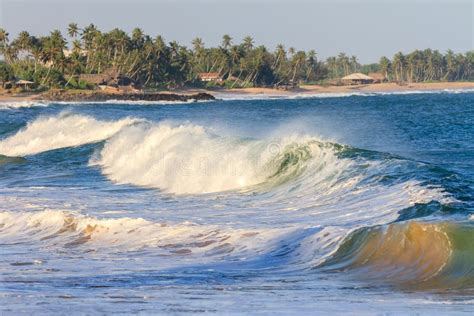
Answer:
[0, 112, 141, 156]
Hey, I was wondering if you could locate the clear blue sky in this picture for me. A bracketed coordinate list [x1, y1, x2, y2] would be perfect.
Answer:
[1, 0, 472, 63]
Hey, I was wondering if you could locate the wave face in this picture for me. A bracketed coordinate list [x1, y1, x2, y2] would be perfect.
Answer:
[0, 112, 140, 156]
[320, 221, 474, 290]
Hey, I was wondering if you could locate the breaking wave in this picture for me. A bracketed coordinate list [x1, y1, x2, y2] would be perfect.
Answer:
[0, 112, 141, 156]
[91, 123, 321, 194]
[0, 101, 49, 110]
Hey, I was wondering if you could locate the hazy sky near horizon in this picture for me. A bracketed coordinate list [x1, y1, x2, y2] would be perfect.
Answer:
[0, 0, 472, 63]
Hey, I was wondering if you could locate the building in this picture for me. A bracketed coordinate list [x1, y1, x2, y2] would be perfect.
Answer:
[15, 80, 36, 90]
[79, 68, 137, 89]
[341, 73, 375, 85]
[368, 72, 386, 83]
[198, 72, 223, 83]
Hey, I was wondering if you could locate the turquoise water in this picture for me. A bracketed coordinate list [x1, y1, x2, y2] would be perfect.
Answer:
[0, 90, 473, 314]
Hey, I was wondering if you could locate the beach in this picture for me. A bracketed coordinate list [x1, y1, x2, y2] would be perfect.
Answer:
[1, 82, 473, 103]
[218, 82, 474, 96]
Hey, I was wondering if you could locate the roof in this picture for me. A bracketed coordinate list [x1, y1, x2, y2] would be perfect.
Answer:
[15, 80, 35, 84]
[342, 73, 374, 80]
[79, 68, 124, 85]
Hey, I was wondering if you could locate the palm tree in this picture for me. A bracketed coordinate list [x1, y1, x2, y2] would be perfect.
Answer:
[444, 49, 457, 81]
[221, 34, 232, 50]
[0, 28, 12, 63]
[81, 24, 99, 71]
[273, 44, 286, 69]
[30, 37, 43, 73]
[242, 36, 254, 51]
[15, 31, 32, 56]
[192, 37, 204, 52]
[0, 28, 8, 45]
[337, 52, 350, 76]
[290, 51, 306, 84]
[68, 23, 79, 38]
[306, 50, 317, 81]
[131, 27, 144, 49]
[392, 52, 406, 83]
[379, 56, 391, 81]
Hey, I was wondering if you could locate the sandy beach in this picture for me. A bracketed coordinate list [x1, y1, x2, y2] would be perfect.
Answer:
[217, 82, 474, 96]
[1, 82, 473, 103]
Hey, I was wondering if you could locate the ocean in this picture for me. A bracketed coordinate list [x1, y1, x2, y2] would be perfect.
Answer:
[0, 90, 473, 314]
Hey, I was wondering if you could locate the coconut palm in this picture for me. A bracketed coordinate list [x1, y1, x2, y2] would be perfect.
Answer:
[392, 52, 406, 83]
[221, 34, 232, 50]
[379, 56, 391, 81]
[68, 23, 80, 38]
[242, 36, 254, 51]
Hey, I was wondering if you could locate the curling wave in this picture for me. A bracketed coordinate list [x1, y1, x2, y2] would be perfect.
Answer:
[320, 220, 474, 290]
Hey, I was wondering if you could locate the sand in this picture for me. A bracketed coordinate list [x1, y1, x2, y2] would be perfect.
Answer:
[218, 82, 474, 96]
[1, 82, 473, 103]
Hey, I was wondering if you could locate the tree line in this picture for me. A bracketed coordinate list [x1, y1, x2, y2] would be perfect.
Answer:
[0, 24, 473, 89]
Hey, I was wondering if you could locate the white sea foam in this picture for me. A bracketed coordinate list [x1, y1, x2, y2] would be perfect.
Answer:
[0, 209, 299, 257]
[0, 112, 141, 156]
[0, 101, 50, 109]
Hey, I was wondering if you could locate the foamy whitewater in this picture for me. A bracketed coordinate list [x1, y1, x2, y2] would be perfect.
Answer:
[1, 91, 473, 314]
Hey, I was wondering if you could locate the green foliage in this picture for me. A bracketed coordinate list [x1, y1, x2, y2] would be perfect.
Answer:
[33, 67, 65, 88]
[0, 62, 14, 82]
[380, 49, 474, 83]
[360, 63, 379, 74]
[1, 24, 473, 89]
[66, 78, 95, 90]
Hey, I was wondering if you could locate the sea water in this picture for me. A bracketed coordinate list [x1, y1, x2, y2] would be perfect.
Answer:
[0, 90, 473, 314]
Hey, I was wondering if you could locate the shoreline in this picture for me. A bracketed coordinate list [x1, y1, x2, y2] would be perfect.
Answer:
[215, 82, 474, 97]
[0, 82, 473, 103]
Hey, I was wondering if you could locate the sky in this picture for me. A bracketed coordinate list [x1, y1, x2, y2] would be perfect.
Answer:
[0, 0, 472, 63]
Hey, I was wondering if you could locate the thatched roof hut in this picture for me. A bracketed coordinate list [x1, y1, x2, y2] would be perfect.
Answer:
[79, 68, 135, 88]
[15, 80, 36, 89]
[341, 73, 374, 85]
